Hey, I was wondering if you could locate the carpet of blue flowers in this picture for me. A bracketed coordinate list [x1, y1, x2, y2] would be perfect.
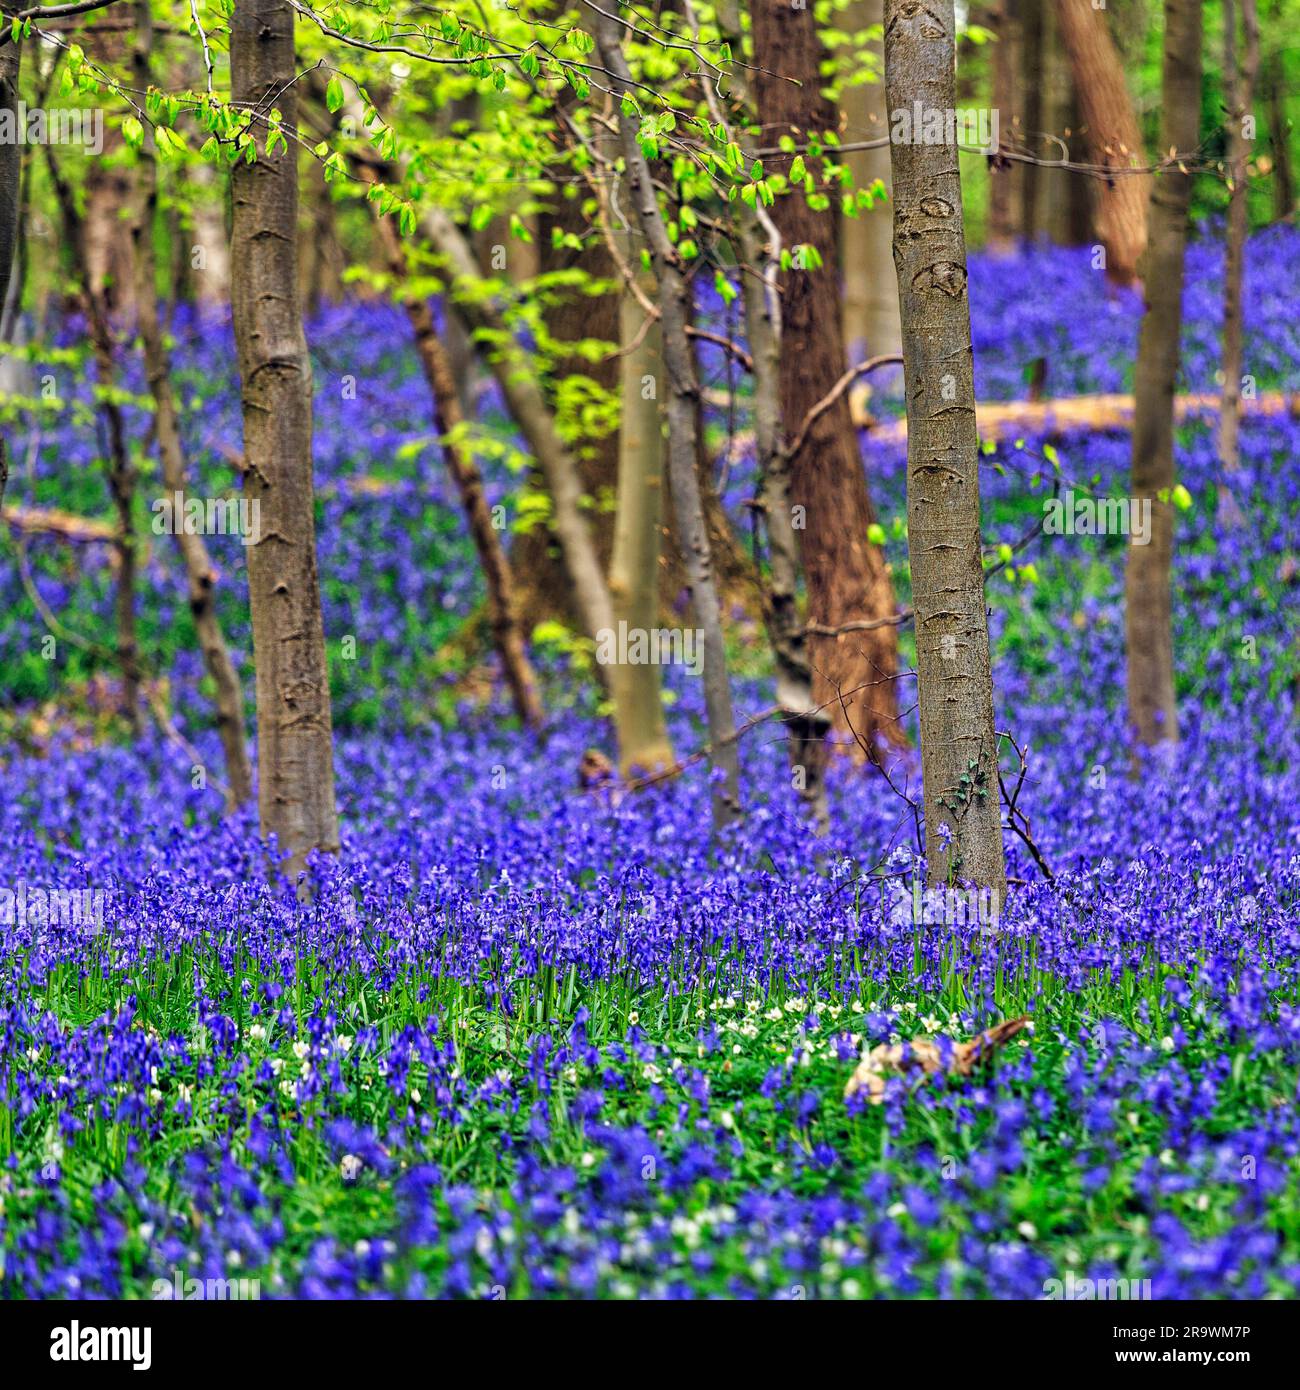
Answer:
[1, 231, 1297, 1298]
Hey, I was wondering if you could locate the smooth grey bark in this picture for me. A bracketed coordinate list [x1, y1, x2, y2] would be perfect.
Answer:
[230, 0, 339, 875]
[1126, 0, 1201, 747]
[596, 6, 741, 830]
[608, 252, 674, 777]
[132, 0, 253, 807]
[884, 0, 1006, 896]
[1220, 0, 1259, 470]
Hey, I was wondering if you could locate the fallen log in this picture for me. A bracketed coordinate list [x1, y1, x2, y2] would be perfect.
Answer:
[858, 390, 1300, 446]
[3, 505, 117, 544]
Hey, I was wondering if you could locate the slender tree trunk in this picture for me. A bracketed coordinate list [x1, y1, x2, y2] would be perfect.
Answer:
[81, 28, 135, 319]
[514, 119, 621, 635]
[1019, 0, 1044, 241]
[45, 141, 143, 733]
[884, 0, 1006, 897]
[368, 187, 543, 729]
[1056, 0, 1150, 286]
[1220, 0, 1259, 470]
[740, 222, 831, 831]
[607, 253, 673, 776]
[752, 0, 904, 764]
[422, 205, 615, 648]
[596, 9, 740, 831]
[230, 0, 339, 876]
[0, 17, 20, 508]
[1042, 5, 1080, 245]
[710, 0, 829, 828]
[301, 155, 346, 315]
[188, 159, 232, 306]
[1126, 0, 1202, 748]
[986, 0, 1018, 255]
[131, 0, 253, 806]
[842, 0, 903, 360]
[1263, 0, 1294, 221]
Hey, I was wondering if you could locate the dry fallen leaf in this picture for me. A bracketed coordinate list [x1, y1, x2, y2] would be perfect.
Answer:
[844, 1016, 1031, 1104]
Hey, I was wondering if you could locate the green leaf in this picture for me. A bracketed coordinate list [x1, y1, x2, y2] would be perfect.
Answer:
[326, 76, 345, 114]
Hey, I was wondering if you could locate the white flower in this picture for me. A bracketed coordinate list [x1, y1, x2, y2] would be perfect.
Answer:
[334, 1035, 353, 1054]
[247, 1024, 267, 1043]
[292, 1040, 310, 1061]
[1017, 1221, 1038, 1240]
[340, 1154, 363, 1182]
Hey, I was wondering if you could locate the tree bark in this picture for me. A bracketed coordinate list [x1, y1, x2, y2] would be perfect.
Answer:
[1126, 0, 1202, 748]
[1219, 0, 1259, 470]
[752, 0, 904, 765]
[368, 184, 543, 729]
[1263, 0, 1294, 222]
[884, 0, 1006, 897]
[842, 0, 903, 359]
[596, 8, 741, 831]
[230, 0, 340, 875]
[986, 0, 1018, 254]
[132, 0, 253, 806]
[422, 204, 615, 648]
[607, 250, 674, 777]
[0, 15, 19, 509]
[513, 130, 621, 635]
[45, 140, 142, 733]
[1056, 0, 1150, 286]
[1018, 0, 1044, 241]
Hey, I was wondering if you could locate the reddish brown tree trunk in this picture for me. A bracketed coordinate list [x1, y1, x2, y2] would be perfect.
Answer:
[751, 0, 904, 762]
[1056, 0, 1150, 286]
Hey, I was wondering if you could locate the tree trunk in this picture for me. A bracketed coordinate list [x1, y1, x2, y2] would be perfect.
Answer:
[884, 0, 1006, 897]
[596, 9, 741, 831]
[368, 184, 543, 729]
[986, 0, 1018, 254]
[0, 18, 19, 509]
[230, 0, 340, 876]
[1019, 0, 1044, 241]
[752, 0, 904, 764]
[1219, 0, 1259, 470]
[607, 252, 674, 777]
[513, 137, 621, 635]
[81, 27, 135, 319]
[842, 0, 903, 360]
[132, 0, 253, 807]
[1126, 0, 1202, 748]
[1056, 0, 1150, 286]
[422, 205, 615, 649]
[301, 154, 346, 315]
[1263, 0, 1294, 221]
[45, 140, 143, 734]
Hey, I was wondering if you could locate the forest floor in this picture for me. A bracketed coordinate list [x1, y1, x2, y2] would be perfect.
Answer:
[0, 231, 1297, 1297]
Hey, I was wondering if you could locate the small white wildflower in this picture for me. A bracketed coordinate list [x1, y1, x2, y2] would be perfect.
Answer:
[340, 1154, 363, 1182]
